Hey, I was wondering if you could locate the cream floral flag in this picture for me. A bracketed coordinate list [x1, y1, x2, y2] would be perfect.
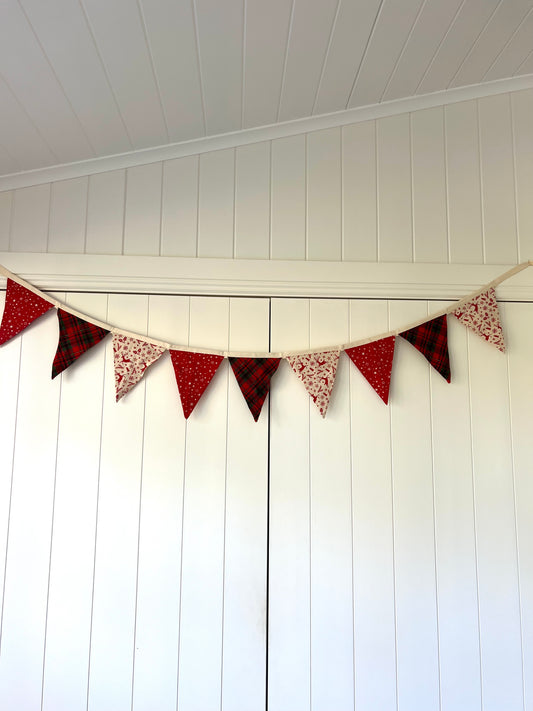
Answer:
[286, 350, 340, 417]
[113, 333, 166, 401]
[453, 287, 505, 352]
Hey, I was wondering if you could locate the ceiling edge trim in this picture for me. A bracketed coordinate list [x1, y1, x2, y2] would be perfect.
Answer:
[1, 74, 533, 192]
[1, 253, 532, 301]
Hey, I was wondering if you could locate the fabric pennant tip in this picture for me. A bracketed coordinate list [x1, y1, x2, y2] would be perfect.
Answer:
[113, 333, 166, 401]
[345, 336, 395, 404]
[400, 315, 451, 382]
[286, 350, 340, 417]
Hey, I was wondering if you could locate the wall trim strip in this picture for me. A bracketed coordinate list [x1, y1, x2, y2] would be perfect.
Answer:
[1, 253, 533, 301]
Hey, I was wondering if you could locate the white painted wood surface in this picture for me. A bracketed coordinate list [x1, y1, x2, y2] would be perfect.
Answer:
[0, 288, 531, 711]
[2, 89, 532, 267]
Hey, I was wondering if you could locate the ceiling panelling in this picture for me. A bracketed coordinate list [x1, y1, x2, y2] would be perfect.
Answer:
[0, 0, 532, 179]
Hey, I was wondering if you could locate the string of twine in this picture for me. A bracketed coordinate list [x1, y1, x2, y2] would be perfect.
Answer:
[0, 261, 531, 359]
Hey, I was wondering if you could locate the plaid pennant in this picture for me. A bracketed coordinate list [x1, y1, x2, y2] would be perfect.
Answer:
[113, 333, 166, 401]
[286, 350, 340, 417]
[345, 336, 396, 404]
[52, 310, 109, 378]
[453, 287, 505, 352]
[170, 350, 224, 418]
[400, 315, 451, 382]
[0, 279, 54, 345]
[229, 357, 280, 421]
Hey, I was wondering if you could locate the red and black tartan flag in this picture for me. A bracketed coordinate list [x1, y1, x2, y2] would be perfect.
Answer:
[229, 357, 281, 421]
[52, 309, 109, 378]
[400, 315, 451, 382]
[0, 279, 54, 345]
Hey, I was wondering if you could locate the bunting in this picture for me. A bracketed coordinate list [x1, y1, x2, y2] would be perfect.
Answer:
[345, 336, 396, 404]
[453, 287, 505, 352]
[0, 262, 526, 419]
[170, 350, 224, 418]
[113, 334, 166, 401]
[229, 357, 280, 421]
[52, 310, 109, 378]
[0, 279, 54, 345]
[286, 350, 340, 417]
[400, 315, 451, 382]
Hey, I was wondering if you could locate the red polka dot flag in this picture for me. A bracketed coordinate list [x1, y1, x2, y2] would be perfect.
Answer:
[170, 350, 224, 418]
[345, 336, 396, 404]
[0, 279, 54, 345]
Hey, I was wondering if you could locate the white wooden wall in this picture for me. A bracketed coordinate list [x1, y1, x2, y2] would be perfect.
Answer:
[0, 289, 532, 711]
[1, 89, 532, 264]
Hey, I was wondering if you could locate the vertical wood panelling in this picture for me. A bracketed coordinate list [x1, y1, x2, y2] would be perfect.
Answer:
[389, 301, 440, 711]
[348, 300, 396, 711]
[269, 298, 311, 711]
[478, 94, 518, 265]
[468, 318, 524, 711]
[506, 303, 533, 711]
[0, 306, 60, 710]
[131, 296, 189, 711]
[177, 297, 230, 711]
[41, 293, 108, 711]
[0, 191, 12, 251]
[411, 108, 448, 263]
[270, 135, 306, 260]
[445, 101, 484, 264]
[48, 177, 88, 254]
[377, 115, 413, 262]
[511, 89, 533, 262]
[308, 300, 354, 711]
[222, 298, 269, 710]
[10, 184, 51, 252]
[342, 121, 377, 262]
[430, 307, 481, 711]
[87, 294, 149, 711]
[124, 163, 163, 256]
[160, 157, 198, 258]
[234, 142, 271, 260]
[85, 170, 126, 255]
[307, 129, 342, 261]
[197, 149, 235, 258]
[0, 292, 21, 642]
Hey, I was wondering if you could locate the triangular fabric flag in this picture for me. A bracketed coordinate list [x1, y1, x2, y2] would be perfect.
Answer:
[452, 287, 505, 352]
[52, 309, 109, 378]
[345, 336, 396, 404]
[400, 315, 451, 382]
[286, 350, 340, 417]
[0, 279, 54, 345]
[170, 350, 224, 418]
[113, 333, 166, 401]
[229, 357, 280, 421]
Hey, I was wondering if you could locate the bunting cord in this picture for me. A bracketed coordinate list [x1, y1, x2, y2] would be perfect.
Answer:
[0, 261, 531, 359]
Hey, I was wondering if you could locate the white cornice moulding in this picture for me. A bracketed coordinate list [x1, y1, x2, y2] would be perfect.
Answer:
[1, 75, 533, 191]
[1, 253, 533, 301]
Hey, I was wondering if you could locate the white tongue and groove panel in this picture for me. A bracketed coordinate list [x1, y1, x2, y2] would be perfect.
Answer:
[3, 89, 533, 267]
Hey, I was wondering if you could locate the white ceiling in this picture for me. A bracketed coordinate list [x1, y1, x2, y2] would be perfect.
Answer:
[1, 0, 533, 179]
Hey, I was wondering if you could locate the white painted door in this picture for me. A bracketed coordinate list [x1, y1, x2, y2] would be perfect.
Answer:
[268, 298, 532, 711]
[0, 292, 269, 711]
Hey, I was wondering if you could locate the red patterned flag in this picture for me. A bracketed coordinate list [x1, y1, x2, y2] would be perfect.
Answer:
[286, 350, 340, 417]
[113, 333, 166, 401]
[400, 315, 451, 382]
[52, 310, 109, 378]
[345, 336, 396, 404]
[170, 350, 224, 418]
[229, 357, 280, 421]
[453, 287, 505, 352]
[0, 279, 54, 345]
